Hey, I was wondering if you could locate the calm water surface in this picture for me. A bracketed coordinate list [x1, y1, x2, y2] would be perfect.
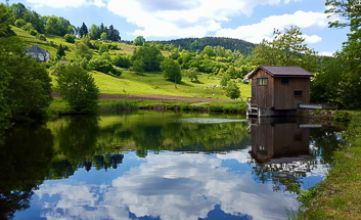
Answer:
[0, 112, 342, 220]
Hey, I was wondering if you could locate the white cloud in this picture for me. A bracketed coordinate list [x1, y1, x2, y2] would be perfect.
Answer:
[303, 34, 323, 44]
[35, 153, 302, 220]
[216, 10, 327, 44]
[319, 51, 335, 57]
[106, 0, 301, 38]
[25, 0, 106, 8]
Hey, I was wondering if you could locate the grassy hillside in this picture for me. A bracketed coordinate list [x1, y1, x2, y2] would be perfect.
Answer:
[12, 26, 251, 99]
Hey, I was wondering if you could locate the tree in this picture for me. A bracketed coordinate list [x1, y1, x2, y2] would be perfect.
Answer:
[74, 40, 93, 61]
[0, 38, 52, 120]
[44, 16, 73, 36]
[100, 32, 107, 41]
[132, 46, 164, 72]
[225, 81, 240, 99]
[133, 36, 146, 46]
[79, 22, 88, 38]
[57, 63, 99, 113]
[322, 0, 361, 108]
[0, 4, 14, 37]
[113, 55, 131, 68]
[161, 58, 182, 84]
[56, 44, 66, 59]
[107, 25, 120, 41]
[184, 68, 199, 82]
[252, 26, 317, 71]
[88, 24, 101, 40]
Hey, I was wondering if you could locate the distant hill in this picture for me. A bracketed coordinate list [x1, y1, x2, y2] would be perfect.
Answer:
[156, 37, 256, 55]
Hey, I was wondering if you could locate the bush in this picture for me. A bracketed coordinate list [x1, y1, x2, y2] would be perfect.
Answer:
[225, 81, 240, 99]
[90, 56, 121, 76]
[161, 58, 182, 83]
[38, 34, 47, 41]
[14, 19, 26, 28]
[57, 63, 99, 113]
[113, 55, 131, 68]
[183, 68, 199, 82]
[64, 34, 75, 43]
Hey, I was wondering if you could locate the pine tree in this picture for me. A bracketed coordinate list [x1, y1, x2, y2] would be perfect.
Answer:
[79, 22, 88, 38]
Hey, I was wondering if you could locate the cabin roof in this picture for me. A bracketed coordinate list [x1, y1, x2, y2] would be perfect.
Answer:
[247, 66, 312, 79]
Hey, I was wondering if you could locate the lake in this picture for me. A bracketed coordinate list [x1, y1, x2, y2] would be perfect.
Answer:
[0, 111, 342, 220]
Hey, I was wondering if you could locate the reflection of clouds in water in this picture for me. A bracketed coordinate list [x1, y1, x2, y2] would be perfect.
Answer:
[216, 148, 252, 164]
[35, 153, 299, 220]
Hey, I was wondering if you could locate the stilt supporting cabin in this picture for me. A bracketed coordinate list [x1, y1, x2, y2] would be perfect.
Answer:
[246, 66, 313, 117]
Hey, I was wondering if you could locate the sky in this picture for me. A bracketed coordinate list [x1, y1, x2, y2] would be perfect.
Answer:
[4, 0, 349, 55]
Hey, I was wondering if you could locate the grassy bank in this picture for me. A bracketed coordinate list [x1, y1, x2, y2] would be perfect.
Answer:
[48, 98, 247, 117]
[298, 111, 361, 219]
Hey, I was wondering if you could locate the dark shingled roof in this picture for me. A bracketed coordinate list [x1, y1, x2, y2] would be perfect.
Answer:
[247, 66, 312, 79]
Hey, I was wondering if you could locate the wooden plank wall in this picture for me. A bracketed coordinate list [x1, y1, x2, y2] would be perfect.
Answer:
[273, 78, 310, 110]
[251, 70, 274, 108]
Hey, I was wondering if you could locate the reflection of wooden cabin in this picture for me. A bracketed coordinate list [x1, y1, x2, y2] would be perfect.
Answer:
[250, 120, 310, 163]
[246, 66, 312, 117]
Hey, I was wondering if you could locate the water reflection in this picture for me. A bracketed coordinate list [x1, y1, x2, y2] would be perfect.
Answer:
[249, 118, 341, 193]
[0, 112, 344, 220]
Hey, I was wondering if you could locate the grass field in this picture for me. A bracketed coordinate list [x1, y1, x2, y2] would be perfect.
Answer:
[13, 26, 251, 100]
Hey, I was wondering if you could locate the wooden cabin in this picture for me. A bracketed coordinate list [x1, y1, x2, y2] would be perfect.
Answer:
[247, 66, 311, 117]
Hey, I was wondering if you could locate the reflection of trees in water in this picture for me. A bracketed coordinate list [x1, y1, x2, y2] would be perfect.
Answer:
[97, 119, 250, 156]
[50, 116, 124, 178]
[251, 127, 343, 194]
[0, 124, 54, 219]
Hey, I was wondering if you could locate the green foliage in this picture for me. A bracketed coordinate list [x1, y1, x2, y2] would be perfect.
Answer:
[44, 16, 73, 36]
[183, 68, 199, 82]
[74, 40, 93, 63]
[113, 55, 132, 68]
[79, 22, 88, 38]
[161, 58, 182, 84]
[159, 37, 255, 55]
[64, 34, 75, 43]
[0, 4, 14, 38]
[100, 32, 107, 41]
[224, 81, 240, 99]
[90, 55, 121, 76]
[312, 0, 361, 109]
[14, 18, 26, 27]
[0, 38, 52, 120]
[133, 36, 146, 46]
[107, 25, 121, 41]
[88, 24, 101, 40]
[57, 63, 99, 113]
[252, 26, 318, 72]
[98, 44, 109, 54]
[56, 44, 66, 59]
[132, 46, 164, 72]
[38, 34, 46, 41]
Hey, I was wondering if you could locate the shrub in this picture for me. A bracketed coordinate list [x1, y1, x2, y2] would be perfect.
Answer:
[57, 63, 99, 113]
[113, 55, 131, 68]
[64, 34, 76, 43]
[38, 34, 47, 41]
[90, 56, 121, 76]
[225, 81, 240, 99]
[14, 19, 26, 28]
[161, 58, 182, 83]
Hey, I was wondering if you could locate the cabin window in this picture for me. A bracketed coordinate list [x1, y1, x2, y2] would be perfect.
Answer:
[281, 78, 289, 84]
[257, 78, 268, 86]
[294, 90, 303, 97]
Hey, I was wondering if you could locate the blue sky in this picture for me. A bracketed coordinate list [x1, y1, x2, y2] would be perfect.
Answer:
[4, 0, 349, 55]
